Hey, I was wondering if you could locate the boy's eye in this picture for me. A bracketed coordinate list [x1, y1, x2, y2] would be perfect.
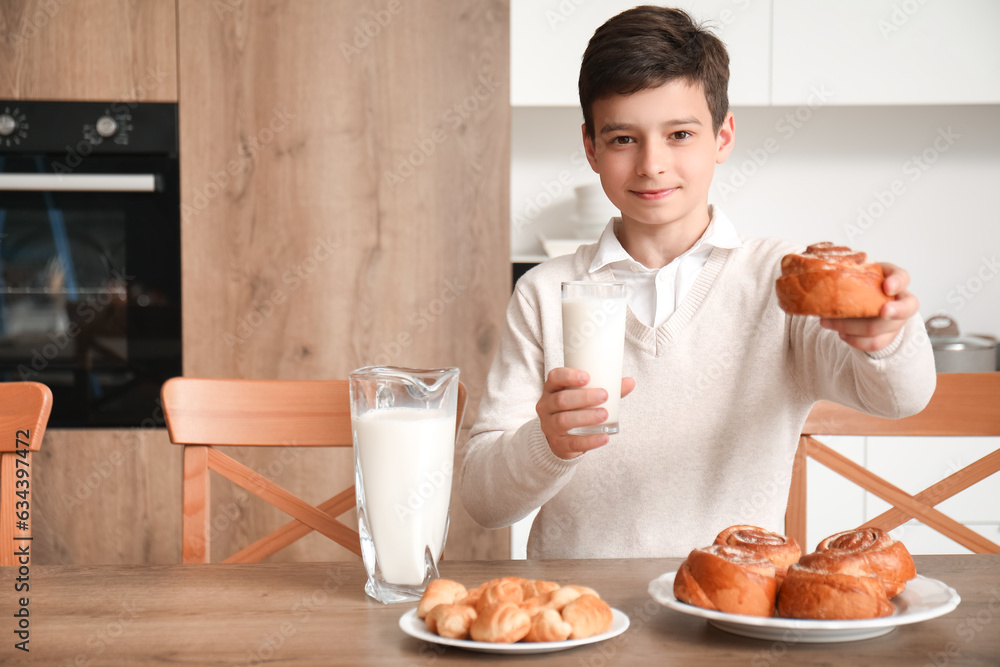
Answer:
[610, 136, 634, 145]
[670, 130, 692, 140]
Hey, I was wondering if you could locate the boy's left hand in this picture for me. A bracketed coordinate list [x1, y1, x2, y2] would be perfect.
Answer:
[819, 263, 918, 352]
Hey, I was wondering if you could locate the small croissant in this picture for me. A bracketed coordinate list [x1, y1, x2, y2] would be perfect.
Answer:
[425, 604, 478, 640]
[561, 594, 613, 639]
[521, 586, 582, 617]
[521, 579, 560, 599]
[456, 584, 485, 607]
[475, 579, 524, 613]
[417, 579, 467, 619]
[469, 602, 531, 643]
[563, 584, 601, 599]
[523, 608, 572, 642]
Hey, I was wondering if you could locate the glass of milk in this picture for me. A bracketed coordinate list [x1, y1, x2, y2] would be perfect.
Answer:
[561, 281, 627, 435]
[349, 366, 461, 604]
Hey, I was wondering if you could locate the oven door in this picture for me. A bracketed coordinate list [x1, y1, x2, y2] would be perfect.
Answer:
[0, 155, 181, 427]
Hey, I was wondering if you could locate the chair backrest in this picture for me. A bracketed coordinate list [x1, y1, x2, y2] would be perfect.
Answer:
[161, 377, 467, 563]
[802, 373, 1000, 437]
[0, 382, 53, 566]
[162, 378, 355, 446]
[787, 373, 1000, 554]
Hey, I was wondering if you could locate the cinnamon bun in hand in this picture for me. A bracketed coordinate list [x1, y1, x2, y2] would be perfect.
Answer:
[815, 527, 916, 597]
[777, 551, 894, 620]
[714, 525, 801, 582]
[775, 242, 891, 318]
[673, 544, 778, 617]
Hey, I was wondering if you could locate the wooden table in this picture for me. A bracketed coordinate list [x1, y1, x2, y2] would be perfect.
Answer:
[2, 555, 998, 665]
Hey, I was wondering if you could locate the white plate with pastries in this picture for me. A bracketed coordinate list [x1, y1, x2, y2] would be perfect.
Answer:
[399, 607, 630, 654]
[648, 572, 960, 643]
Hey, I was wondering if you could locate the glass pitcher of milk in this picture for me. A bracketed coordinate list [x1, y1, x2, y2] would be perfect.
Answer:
[349, 366, 461, 604]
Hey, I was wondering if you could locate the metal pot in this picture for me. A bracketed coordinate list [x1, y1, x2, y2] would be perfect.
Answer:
[925, 315, 998, 373]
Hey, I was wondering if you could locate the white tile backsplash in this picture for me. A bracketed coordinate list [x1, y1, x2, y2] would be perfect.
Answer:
[885, 522, 1000, 555]
[804, 436, 868, 550]
[865, 436, 1000, 523]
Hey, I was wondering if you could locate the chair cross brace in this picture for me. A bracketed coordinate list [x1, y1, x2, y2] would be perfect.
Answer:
[793, 435, 1000, 554]
[185, 445, 362, 562]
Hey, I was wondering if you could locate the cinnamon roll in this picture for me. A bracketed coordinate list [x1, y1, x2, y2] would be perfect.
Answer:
[673, 544, 778, 617]
[777, 551, 894, 619]
[714, 525, 801, 582]
[775, 242, 891, 318]
[815, 527, 916, 597]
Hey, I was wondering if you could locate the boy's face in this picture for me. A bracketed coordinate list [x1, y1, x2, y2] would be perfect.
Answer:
[583, 79, 734, 236]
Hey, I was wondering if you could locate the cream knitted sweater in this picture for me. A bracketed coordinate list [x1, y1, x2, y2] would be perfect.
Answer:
[460, 237, 936, 559]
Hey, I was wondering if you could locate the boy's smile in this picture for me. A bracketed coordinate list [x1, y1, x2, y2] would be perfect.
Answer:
[583, 79, 735, 265]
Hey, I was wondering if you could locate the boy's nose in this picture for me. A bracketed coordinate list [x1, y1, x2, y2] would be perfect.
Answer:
[636, 144, 669, 176]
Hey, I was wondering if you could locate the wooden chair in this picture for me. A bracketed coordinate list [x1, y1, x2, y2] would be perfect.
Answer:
[161, 377, 467, 563]
[0, 382, 53, 566]
[786, 373, 1000, 553]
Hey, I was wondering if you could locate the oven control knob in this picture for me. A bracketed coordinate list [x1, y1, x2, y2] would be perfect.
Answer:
[95, 115, 118, 138]
[0, 114, 16, 136]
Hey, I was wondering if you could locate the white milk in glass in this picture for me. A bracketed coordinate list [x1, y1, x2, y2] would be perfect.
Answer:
[355, 407, 454, 586]
[562, 288, 627, 434]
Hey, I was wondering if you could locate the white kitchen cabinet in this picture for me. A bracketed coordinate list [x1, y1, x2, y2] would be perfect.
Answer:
[771, 0, 1000, 105]
[514, 1, 1000, 108]
[511, 0, 772, 107]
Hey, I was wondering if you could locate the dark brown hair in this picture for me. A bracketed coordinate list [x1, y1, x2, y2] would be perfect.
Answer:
[579, 6, 730, 139]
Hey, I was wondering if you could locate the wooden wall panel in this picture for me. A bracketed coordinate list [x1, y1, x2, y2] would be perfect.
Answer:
[0, 0, 178, 101]
[32, 429, 182, 564]
[176, 0, 511, 563]
[19, 0, 509, 566]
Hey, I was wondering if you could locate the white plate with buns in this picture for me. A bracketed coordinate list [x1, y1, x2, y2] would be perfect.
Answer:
[649, 571, 960, 642]
[399, 607, 630, 654]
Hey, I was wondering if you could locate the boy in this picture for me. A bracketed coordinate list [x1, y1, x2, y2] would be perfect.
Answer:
[460, 6, 935, 559]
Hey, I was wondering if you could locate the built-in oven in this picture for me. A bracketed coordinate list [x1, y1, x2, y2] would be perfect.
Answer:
[0, 100, 180, 427]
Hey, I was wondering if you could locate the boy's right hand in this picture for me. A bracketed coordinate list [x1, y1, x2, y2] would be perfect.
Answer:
[536, 368, 635, 460]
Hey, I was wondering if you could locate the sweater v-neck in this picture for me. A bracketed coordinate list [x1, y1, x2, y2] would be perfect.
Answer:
[620, 245, 733, 356]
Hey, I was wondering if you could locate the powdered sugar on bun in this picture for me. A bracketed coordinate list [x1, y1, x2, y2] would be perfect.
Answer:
[714, 525, 801, 579]
[815, 527, 916, 598]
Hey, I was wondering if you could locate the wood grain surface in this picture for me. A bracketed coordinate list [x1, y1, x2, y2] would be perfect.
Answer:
[0, 0, 178, 101]
[31, 428, 182, 564]
[0, 555, 995, 665]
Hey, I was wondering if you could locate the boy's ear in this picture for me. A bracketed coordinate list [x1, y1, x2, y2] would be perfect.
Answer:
[715, 111, 736, 164]
[582, 123, 600, 172]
